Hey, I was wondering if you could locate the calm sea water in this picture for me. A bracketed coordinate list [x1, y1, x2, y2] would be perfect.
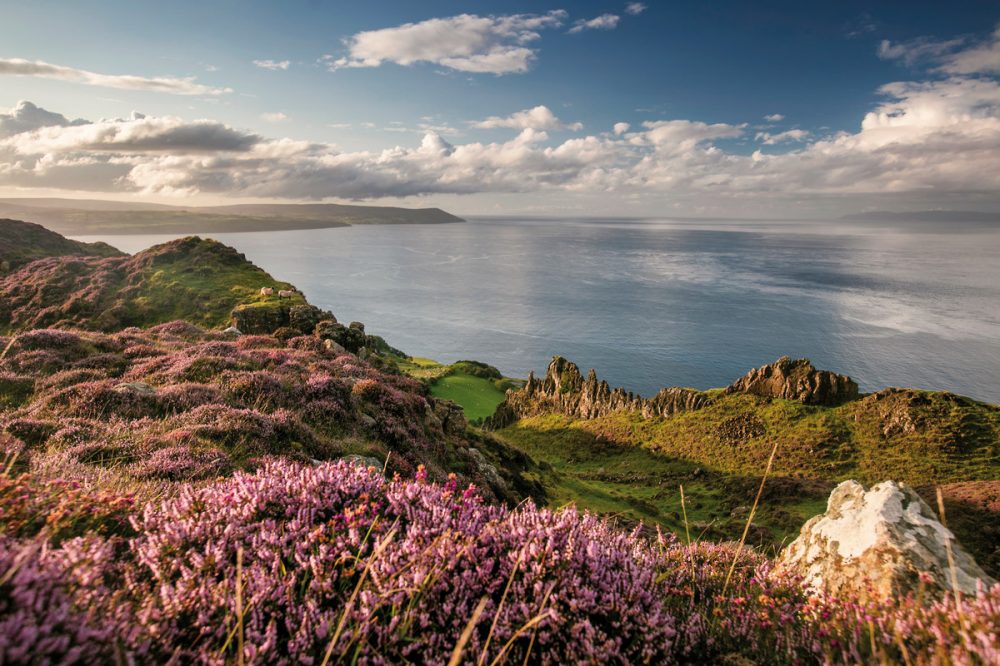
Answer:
[77, 217, 1000, 404]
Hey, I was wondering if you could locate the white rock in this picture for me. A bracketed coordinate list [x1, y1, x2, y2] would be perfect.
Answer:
[779, 480, 995, 599]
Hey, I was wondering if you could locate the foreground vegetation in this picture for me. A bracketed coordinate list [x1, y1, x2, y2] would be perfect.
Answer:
[1, 221, 997, 663]
[2, 458, 997, 664]
[495, 390, 1000, 574]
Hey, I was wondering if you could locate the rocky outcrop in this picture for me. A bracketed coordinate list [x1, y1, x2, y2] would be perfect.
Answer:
[779, 480, 996, 599]
[485, 356, 710, 429]
[485, 354, 860, 429]
[725, 356, 859, 406]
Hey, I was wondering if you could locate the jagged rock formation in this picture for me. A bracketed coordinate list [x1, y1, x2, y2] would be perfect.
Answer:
[486, 356, 711, 429]
[486, 355, 858, 429]
[725, 356, 859, 406]
[779, 480, 996, 599]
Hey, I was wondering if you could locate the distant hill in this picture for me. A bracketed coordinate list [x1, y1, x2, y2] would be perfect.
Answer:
[0, 198, 465, 235]
[0, 218, 123, 273]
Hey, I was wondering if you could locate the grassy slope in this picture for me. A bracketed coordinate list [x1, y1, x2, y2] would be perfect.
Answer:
[494, 389, 999, 557]
[396, 357, 520, 423]
[132, 240, 302, 329]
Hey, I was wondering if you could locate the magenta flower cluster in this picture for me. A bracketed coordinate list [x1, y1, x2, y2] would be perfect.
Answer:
[1, 459, 997, 665]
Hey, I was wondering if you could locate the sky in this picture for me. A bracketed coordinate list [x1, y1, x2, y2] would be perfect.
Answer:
[1, 0, 999, 217]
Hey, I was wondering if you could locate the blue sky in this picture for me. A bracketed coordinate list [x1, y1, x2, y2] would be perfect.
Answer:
[1, 1, 999, 216]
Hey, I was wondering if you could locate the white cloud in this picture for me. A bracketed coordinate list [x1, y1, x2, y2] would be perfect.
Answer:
[877, 37, 965, 67]
[0, 100, 88, 138]
[940, 24, 1000, 74]
[3, 111, 259, 154]
[878, 25, 1000, 74]
[325, 11, 567, 75]
[261, 112, 289, 122]
[3, 75, 1000, 207]
[0, 58, 231, 95]
[472, 105, 583, 131]
[764, 113, 785, 122]
[625, 3, 647, 16]
[253, 59, 291, 71]
[568, 14, 621, 34]
[755, 128, 810, 144]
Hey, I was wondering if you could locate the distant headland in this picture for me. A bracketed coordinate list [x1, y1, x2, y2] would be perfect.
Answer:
[0, 197, 464, 235]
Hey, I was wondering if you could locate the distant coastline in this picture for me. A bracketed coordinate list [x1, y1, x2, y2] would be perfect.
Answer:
[0, 198, 464, 235]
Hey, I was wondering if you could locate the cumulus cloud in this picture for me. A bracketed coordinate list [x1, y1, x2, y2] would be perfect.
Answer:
[261, 112, 289, 122]
[625, 3, 647, 16]
[2, 74, 1000, 204]
[763, 113, 785, 122]
[0, 58, 231, 95]
[755, 128, 810, 144]
[471, 105, 583, 131]
[3, 111, 259, 154]
[325, 11, 567, 75]
[0, 100, 88, 138]
[568, 14, 621, 34]
[253, 59, 291, 71]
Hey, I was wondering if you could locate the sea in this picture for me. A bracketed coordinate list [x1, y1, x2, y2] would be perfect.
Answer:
[75, 216, 1000, 404]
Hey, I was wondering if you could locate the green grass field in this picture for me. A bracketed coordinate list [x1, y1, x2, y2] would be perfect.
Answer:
[430, 372, 509, 422]
[495, 413, 831, 549]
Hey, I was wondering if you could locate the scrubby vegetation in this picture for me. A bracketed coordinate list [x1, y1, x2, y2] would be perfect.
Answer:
[1, 458, 996, 664]
[496, 389, 1000, 573]
[0, 324, 536, 505]
[0, 227, 301, 333]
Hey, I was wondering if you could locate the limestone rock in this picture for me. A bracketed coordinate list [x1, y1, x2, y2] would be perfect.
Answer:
[779, 480, 996, 599]
[221, 326, 242, 336]
[726, 356, 859, 406]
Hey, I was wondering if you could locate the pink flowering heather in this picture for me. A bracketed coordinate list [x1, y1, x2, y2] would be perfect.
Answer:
[121, 459, 678, 664]
[0, 536, 117, 665]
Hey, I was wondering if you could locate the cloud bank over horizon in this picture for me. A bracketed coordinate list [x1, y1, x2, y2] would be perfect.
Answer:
[1, 11, 999, 214]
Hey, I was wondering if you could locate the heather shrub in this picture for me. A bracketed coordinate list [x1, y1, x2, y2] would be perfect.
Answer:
[69, 351, 129, 376]
[158, 382, 223, 413]
[0, 372, 33, 409]
[45, 380, 162, 420]
[0, 473, 134, 541]
[220, 370, 298, 410]
[129, 445, 232, 481]
[0, 536, 117, 664]
[147, 320, 207, 341]
[286, 335, 325, 352]
[123, 459, 678, 664]
[36, 368, 107, 391]
[3, 418, 58, 446]
[177, 404, 317, 459]
[66, 440, 140, 467]
[235, 334, 283, 350]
